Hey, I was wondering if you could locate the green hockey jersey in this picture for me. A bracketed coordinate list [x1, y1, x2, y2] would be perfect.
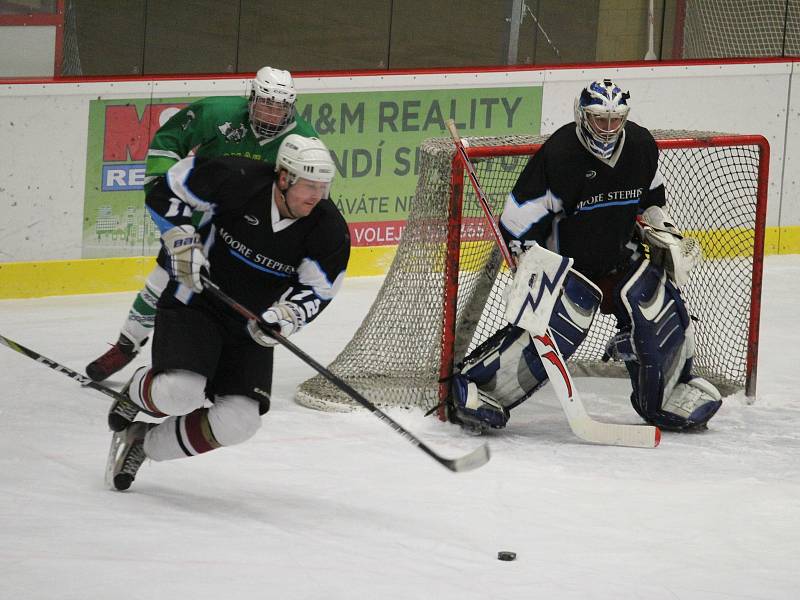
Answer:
[145, 95, 317, 187]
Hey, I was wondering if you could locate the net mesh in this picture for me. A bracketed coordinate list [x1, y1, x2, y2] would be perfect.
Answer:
[296, 131, 765, 412]
[61, 0, 83, 76]
[680, 0, 800, 58]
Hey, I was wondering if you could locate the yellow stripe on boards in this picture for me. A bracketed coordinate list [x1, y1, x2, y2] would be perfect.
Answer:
[347, 246, 398, 276]
[0, 257, 156, 299]
[0, 228, 797, 299]
[0, 247, 399, 299]
[686, 227, 778, 259]
[778, 225, 800, 254]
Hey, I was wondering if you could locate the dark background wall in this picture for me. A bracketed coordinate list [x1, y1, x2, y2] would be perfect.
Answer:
[68, 0, 635, 76]
[63, 0, 800, 78]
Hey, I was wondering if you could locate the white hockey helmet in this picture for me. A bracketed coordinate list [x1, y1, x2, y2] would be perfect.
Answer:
[276, 135, 336, 191]
[248, 66, 297, 140]
[574, 79, 630, 159]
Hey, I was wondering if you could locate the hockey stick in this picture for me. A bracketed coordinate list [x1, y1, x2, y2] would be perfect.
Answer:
[199, 275, 490, 472]
[0, 332, 128, 403]
[445, 119, 660, 449]
[0, 332, 158, 489]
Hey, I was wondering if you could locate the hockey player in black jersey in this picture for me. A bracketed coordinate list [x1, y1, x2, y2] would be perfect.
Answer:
[449, 79, 722, 434]
[106, 135, 350, 491]
[85, 66, 319, 382]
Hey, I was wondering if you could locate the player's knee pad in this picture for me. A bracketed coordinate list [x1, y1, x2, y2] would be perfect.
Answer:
[457, 271, 601, 413]
[148, 369, 207, 416]
[614, 260, 721, 430]
[208, 394, 262, 446]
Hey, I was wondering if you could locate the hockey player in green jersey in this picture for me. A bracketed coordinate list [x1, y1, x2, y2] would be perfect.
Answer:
[86, 66, 318, 382]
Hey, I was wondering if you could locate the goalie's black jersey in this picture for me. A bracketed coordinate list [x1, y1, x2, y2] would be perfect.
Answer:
[146, 155, 350, 322]
[499, 120, 666, 281]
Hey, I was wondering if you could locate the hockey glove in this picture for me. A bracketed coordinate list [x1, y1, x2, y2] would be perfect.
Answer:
[162, 225, 208, 292]
[637, 206, 701, 287]
[247, 302, 305, 347]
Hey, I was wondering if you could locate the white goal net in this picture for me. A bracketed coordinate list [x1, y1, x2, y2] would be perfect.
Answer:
[678, 0, 800, 58]
[296, 131, 769, 413]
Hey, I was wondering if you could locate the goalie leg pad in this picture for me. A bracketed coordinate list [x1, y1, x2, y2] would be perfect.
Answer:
[504, 243, 573, 336]
[616, 260, 722, 430]
[458, 325, 545, 412]
[548, 269, 603, 353]
[452, 271, 601, 428]
[449, 375, 510, 431]
[662, 377, 722, 428]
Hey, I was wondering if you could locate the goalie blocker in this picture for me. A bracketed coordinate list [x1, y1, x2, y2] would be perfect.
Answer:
[450, 244, 722, 433]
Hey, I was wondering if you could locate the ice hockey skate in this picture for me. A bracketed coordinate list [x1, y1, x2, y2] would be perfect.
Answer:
[107, 367, 144, 432]
[105, 421, 150, 491]
[86, 333, 140, 382]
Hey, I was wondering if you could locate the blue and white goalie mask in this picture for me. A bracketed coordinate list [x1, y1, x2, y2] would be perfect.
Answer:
[574, 79, 630, 159]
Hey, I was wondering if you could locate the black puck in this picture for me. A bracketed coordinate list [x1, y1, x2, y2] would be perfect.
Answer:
[497, 551, 516, 561]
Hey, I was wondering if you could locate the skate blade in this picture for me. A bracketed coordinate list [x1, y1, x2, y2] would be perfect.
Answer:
[104, 430, 124, 490]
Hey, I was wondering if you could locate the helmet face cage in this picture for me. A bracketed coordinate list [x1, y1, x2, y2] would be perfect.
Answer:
[248, 67, 297, 140]
[249, 95, 295, 139]
[575, 79, 630, 159]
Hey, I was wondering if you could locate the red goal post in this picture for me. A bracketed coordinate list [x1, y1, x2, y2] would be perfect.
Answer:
[296, 131, 769, 414]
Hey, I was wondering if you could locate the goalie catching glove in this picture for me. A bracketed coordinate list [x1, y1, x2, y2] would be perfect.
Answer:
[162, 225, 208, 292]
[637, 205, 701, 287]
[247, 302, 306, 347]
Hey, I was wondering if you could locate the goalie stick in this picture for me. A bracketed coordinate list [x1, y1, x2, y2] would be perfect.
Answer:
[0, 332, 129, 404]
[199, 275, 490, 473]
[445, 119, 660, 449]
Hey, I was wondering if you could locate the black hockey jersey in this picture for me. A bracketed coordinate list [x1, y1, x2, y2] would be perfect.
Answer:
[499, 120, 666, 281]
[146, 155, 350, 322]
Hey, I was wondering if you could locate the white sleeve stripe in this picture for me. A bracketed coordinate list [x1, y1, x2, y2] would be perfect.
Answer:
[174, 284, 194, 305]
[500, 190, 563, 238]
[147, 149, 182, 161]
[296, 258, 344, 301]
[649, 167, 664, 191]
[166, 157, 215, 212]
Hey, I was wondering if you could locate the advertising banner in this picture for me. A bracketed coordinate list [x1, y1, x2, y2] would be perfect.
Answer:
[81, 86, 542, 258]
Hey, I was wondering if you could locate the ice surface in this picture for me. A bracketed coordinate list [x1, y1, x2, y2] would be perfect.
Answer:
[1, 257, 799, 599]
